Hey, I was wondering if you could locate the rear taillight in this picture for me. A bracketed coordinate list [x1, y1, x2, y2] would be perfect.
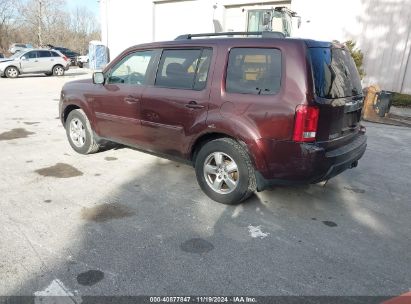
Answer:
[293, 105, 319, 142]
[62, 56, 69, 62]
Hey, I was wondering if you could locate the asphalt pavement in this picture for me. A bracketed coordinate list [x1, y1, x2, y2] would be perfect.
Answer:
[0, 69, 410, 299]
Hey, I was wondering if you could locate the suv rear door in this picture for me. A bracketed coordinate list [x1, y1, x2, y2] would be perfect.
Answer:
[140, 48, 213, 157]
[309, 44, 364, 143]
[37, 50, 54, 71]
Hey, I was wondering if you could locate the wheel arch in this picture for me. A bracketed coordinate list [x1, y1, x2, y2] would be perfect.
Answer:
[52, 64, 65, 74]
[190, 132, 267, 173]
[53, 63, 64, 69]
[63, 104, 81, 126]
[5, 65, 20, 74]
[190, 132, 235, 164]
[61, 101, 98, 135]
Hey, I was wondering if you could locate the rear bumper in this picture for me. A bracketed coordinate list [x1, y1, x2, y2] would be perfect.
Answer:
[313, 134, 367, 182]
[255, 133, 367, 191]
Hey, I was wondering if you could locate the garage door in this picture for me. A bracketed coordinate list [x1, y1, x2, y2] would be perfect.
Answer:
[154, 0, 213, 41]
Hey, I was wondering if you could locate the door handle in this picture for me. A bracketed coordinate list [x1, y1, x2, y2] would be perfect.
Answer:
[124, 95, 140, 103]
[185, 100, 205, 109]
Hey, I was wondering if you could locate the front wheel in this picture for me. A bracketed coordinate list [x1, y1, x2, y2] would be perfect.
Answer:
[53, 65, 65, 76]
[195, 138, 256, 205]
[5, 66, 19, 78]
[65, 109, 100, 154]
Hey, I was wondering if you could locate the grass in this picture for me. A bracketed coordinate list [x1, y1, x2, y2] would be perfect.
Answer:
[391, 92, 411, 107]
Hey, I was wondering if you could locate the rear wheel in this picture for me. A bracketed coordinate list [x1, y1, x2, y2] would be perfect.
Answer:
[5, 66, 19, 78]
[195, 138, 256, 204]
[53, 65, 65, 76]
[65, 109, 100, 154]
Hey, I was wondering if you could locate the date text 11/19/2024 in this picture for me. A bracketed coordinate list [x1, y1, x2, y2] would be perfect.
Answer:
[150, 296, 257, 303]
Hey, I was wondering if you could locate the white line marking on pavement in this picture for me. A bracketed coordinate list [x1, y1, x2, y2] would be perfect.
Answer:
[34, 279, 78, 304]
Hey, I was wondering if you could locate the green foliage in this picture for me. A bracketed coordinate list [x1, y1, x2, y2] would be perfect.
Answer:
[391, 92, 411, 107]
[344, 40, 366, 80]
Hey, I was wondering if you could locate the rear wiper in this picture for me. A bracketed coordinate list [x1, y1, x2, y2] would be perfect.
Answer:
[256, 88, 271, 95]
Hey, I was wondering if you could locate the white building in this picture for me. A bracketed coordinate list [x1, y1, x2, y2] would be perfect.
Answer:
[100, 0, 411, 94]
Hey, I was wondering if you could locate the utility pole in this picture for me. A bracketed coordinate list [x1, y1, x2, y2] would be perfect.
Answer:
[38, 0, 42, 46]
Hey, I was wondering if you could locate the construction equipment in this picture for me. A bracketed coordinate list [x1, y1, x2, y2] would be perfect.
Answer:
[247, 7, 301, 37]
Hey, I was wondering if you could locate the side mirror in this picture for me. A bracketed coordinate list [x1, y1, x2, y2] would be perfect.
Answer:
[93, 72, 105, 84]
[21, 56, 27, 60]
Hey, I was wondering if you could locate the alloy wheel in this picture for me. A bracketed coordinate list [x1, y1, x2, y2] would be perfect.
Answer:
[54, 66, 64, 76]
[203, 152, 239, 194]
[7, 67, 18, 78]
[69, 118, 86, 148]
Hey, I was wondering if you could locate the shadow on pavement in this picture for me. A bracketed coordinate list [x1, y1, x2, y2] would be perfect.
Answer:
[4, 122, 411, 298]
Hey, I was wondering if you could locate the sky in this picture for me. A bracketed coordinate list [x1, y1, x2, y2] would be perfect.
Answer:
[66, 0, 100, 17]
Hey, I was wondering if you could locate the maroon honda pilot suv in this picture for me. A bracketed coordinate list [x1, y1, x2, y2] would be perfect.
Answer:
[59, 32, 366, 204]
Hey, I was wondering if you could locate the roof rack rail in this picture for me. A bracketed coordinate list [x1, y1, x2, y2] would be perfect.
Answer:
[175, 31, 286, 40]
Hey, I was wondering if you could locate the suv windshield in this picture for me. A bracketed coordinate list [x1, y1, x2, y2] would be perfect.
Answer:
[310, 47, 362, 99]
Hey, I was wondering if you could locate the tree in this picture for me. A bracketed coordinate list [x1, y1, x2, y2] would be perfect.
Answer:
[19, 0, 69, 46]
[0, 0, 100, 55]
[0, 0, 20, 50]
[344, 40, 366, 80]
[70, 6, 100, 54]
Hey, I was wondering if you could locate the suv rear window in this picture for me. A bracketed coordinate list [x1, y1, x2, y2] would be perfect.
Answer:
[226, 48, 282, 95]
[309, 47, 362, 99]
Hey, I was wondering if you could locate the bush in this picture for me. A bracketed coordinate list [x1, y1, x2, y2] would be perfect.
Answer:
[391, 93, 411, 107]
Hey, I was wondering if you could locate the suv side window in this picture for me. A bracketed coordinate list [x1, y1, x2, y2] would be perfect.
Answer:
[155, 48, 212, 90]
[50, 51, 60, 57]
[108, 50, 156, 85]
[38, 51, 52, 58]
[26, 51, 38, 59]
[226, 48, 282, 95]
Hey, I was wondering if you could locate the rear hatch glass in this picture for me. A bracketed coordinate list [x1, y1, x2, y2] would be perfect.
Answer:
[310, 47, 362, 98]
[309, 47, 363, 141]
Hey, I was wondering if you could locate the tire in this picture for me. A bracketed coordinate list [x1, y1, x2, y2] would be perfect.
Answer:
[78, 62, 83, 68]
[52, 65, 65, 76]
[5, 66, 19, 78]
[65, 109, 100, 154]
[45, 72, 53, 76]
[195, 138, 256, 205]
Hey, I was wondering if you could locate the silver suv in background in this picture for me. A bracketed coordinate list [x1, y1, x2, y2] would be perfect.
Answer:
[9, 43, 33, 54]
[0, 49, 70, 78]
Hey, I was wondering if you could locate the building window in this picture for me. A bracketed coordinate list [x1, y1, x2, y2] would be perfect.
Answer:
[226, 48, 282, 95]
[155, 48, 212, 90]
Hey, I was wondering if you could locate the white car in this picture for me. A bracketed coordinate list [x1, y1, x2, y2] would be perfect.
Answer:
[9, 43, 33, 54]
[76, 53, 89, 68]
[0, 49, 70, 78]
